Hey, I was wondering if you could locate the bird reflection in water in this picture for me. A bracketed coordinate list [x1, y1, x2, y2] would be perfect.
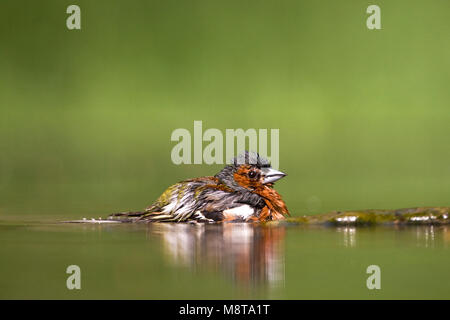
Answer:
[147, 223, 286, 287]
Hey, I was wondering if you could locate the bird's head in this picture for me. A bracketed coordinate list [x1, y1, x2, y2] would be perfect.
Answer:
[215, 151, 286, 191]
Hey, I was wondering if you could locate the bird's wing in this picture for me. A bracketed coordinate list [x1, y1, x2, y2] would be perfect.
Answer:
[138, 177, 224, 222]
[139, 176, 265, 222]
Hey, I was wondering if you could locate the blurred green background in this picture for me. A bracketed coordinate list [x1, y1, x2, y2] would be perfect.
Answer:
[1, 0, 450, 301]
[1, 0, 449, 219]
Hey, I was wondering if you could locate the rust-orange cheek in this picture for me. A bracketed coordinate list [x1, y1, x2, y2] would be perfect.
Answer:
[233, 165, 262, 190]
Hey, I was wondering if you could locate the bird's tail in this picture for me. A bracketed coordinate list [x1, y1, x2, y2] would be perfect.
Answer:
[107, 211, 147, 222]
[108, 210, 215, 223]
[107, 210, 188, 222]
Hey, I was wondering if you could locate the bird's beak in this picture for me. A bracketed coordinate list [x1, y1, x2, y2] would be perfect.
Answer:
[262, 168, 287, 184]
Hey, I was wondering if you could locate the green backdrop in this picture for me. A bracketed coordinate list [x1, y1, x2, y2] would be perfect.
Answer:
[1, 0, 449, 220]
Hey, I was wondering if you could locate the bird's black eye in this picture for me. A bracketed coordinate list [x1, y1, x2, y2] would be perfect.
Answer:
[248, 171, 257, 179]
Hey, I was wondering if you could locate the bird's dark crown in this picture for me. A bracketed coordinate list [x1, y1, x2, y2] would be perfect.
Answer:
[232, 151, 271, 168]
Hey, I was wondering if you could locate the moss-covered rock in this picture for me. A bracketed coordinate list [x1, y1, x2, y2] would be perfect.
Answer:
[278, 207, 450, 226]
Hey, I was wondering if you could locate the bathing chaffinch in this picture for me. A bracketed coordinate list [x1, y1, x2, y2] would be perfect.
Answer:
[109, 151, 289, 222]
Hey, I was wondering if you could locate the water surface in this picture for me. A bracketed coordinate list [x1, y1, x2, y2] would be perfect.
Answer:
[1, 219, 449, 299]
